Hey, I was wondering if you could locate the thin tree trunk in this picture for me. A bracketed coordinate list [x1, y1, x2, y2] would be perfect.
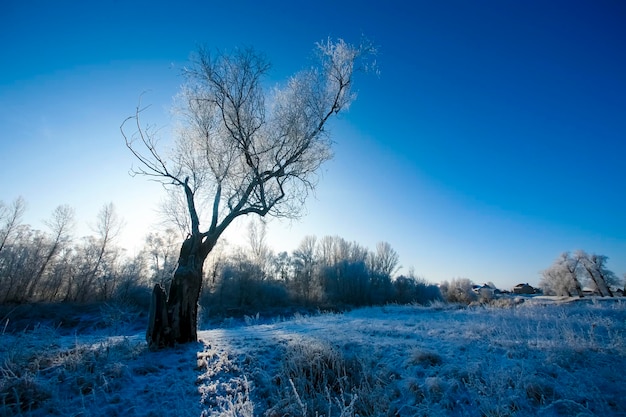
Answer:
[597, 271, 614, 297]
[584, 267, 603, 296]
[567, 261, 584, 298]
[27, 240, 60, 301]
[573, 279, 584, 298]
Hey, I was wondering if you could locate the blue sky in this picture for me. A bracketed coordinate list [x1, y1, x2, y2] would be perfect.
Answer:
[1, 0, 625, 289]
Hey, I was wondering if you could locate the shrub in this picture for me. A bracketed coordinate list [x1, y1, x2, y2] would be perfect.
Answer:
[392, 276, 442, 305]
[440, 278, 477, 304]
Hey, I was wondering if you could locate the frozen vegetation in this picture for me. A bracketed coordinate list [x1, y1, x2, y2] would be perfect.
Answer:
[1, 297, 625, 416]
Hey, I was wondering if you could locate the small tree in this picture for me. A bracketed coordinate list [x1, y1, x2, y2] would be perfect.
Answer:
[368, 241, 400, 279]
[0, 196, 26, 253]
[122, 39, 374, 348]
[66, 203, 123, 301]
[440, 278, 477, 304]
[25, 205, 75, 300]
[291, 235, 319, 304]
[145, 228, 179, 290]
[246, 218, 272, 279]
[367, 241, 399, 304]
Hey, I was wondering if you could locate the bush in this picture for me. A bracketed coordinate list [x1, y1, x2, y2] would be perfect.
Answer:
[392, 276, 442, 305]
[440, 278, 477, 304]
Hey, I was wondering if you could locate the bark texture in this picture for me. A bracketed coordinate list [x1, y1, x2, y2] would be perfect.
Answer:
[146, 235, 206, 349]
[146, 284, 169, 348]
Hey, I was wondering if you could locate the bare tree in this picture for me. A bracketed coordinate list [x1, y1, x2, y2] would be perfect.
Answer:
[247, 218, 272, 278]
[0, 225, 42, 302]
[68, 203, 123, 301]
[145, 228, 179, 289]
[539, 252, 583, 297]
[26, 205, 75, 300]
[0, 196, 26, 253]
[540, 263, 573, 296]
[271, 251, 292, 283]
[292, 235, 319, 303]
[93, 203, 124, 299]
[559, 252, 584, 297]
[575, 250, 617, 297]
[316, 235, 336, 267]
[365, 241, 398, 304]
[369, 241, 400, 279]
[122, 38, 374, 347]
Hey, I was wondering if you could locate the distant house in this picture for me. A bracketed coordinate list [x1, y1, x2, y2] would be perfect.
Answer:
[513, 283, 536, 295]
[615, 288, 625, 297]
[582, 287, 601, 296]
[473, 283, 495, 294]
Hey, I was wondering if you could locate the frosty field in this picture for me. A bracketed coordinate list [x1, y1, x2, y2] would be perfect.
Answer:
[2, 298, 625, 416]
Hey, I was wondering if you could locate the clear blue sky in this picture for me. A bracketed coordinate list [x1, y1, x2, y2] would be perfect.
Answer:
[1, 0, 625, 289]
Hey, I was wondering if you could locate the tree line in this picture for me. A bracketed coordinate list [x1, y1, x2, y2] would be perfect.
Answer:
[539, 251, 623, 297]
[0, 198, 441, 312]
[0, 198, 135, 304]
[201, 222, 442, 316]
[2, 197, 623, 312]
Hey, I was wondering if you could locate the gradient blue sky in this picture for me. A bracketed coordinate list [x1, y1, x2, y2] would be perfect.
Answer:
[1, 0, 625, 289]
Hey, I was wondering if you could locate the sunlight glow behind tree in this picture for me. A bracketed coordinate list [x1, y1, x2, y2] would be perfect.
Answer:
[121, 38, 375, 348]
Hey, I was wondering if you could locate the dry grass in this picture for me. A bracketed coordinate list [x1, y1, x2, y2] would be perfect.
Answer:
[3, 298, 625, 416]
[198, 298, 626, 416]
[0, 302, 199, 417]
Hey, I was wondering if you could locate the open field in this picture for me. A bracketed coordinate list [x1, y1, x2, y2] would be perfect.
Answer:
[2, 297, 625, 416]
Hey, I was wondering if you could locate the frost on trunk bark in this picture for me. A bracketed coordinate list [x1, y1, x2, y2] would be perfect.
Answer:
[147, 235, 206, 349]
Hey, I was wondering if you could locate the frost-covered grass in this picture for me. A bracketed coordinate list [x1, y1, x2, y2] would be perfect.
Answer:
[197, 297, 626, 416]
[0, 303, 200, 417]
[2, 297, 625, 416]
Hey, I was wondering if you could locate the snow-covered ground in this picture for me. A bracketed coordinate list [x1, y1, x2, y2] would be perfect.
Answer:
[2, 297, 625, 416]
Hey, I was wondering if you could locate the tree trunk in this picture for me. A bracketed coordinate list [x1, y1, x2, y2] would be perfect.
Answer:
[573, 280, 584, 298]
[582, 265, 605, 297]
[147, 234, 207, 349]
[598, 271, 614, 297]
[147, 283, 169, 347]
